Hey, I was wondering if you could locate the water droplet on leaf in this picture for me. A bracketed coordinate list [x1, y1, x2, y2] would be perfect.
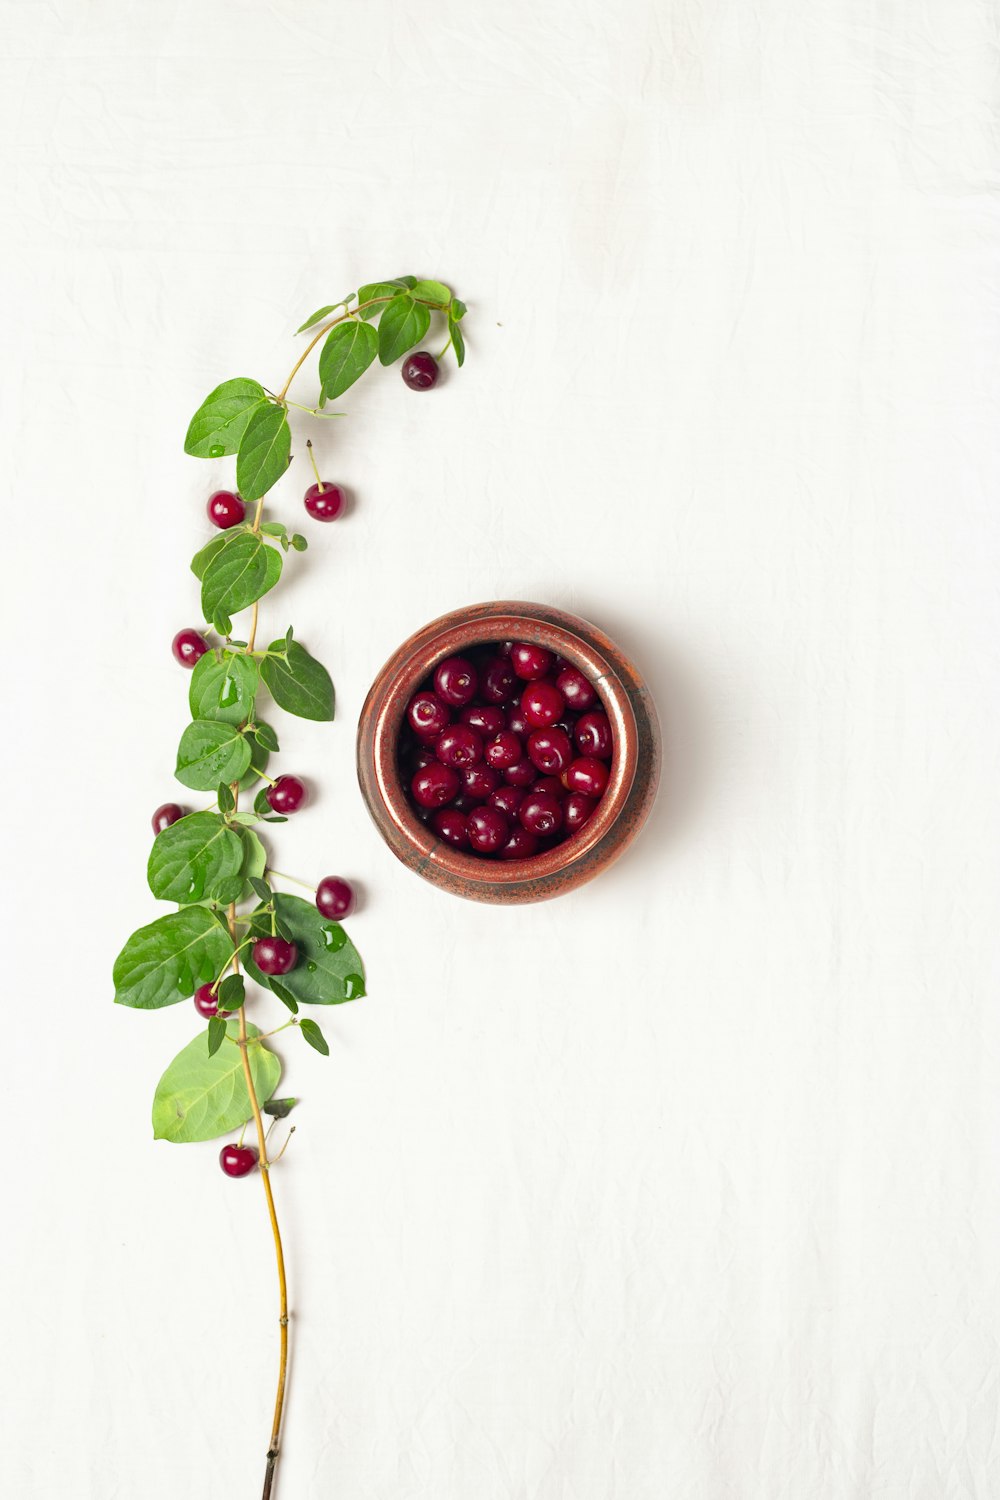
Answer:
[306, 960, 318, 973]
[321, 924, 347, 951]
[343, 973, 365, 999]
[209, 444, 225, 458]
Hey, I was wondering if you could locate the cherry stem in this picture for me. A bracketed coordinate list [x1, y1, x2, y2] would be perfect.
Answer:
[436, 335, 453, 362]
[305, 440, 325, 493]
[266, 868, 317, 894]
[276, 296, 395, 401]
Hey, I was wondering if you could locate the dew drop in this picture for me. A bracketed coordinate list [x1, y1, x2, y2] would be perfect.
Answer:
[343, 972, 365, 999]
[321, 924, 347, 951]
[219, 672, 239, 708]
[209, 443, 225, 458]
[306, 960, 318, 973]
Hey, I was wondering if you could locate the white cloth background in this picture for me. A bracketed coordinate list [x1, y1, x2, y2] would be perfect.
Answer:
[3, 2, 999, 1496]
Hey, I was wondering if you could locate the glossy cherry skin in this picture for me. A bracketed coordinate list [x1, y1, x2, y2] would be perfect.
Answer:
[506, 707, 530, 738]
[527, 726, 573, 775]
[563, 791, 597, 833]
[484, 730, 523, 770]
[499, 826, 539, 860]
[304, 482, 347, 521]
[266, 775, 307, 815]
[556, 665, 597, 712]
[207, 490, 246, 529]
[316, 876, 356, 920]
[460, 704, 505, 737]
[461, 763, 500, 801]
[488, 784, 527, 819]
[220, 1143, 259, 1178]
[431, 807, 470, 849]
[151, 802, 185, 834]
[412, 762, 460, 809]
[433, 655, 478, 707]
[503, 756, 537, 788]
[193, 982, 231, 1019]
[533, 776, 567, 801]
[564, 756, 609, 799]
[402, 351, 439, 390]
[574, 710, 613, 759]
[518, 789, 564, 837]
[466, 805, 509, 854]
[252, 936, 299, 975]
[407, 690, 451, 740]
[435, 724, 483, 770]
[172, 629, 209, 668]
[521, 681, 565, 729]
[479, 657, 517, 704]
[510, 642, 554, 681]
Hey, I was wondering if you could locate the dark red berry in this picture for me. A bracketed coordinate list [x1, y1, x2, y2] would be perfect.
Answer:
[461, 763, 501, 801]
[207, 490, 246, 529]
[434, 655, 478, 707]
[401, 351, 439, 390]
[574, 710, 613, 759]
[488, 784, 527, 819]
[563, 791, 597, 833]
[412, 762, 460, 809]
[564, 756, 609, 799]
[172, 629, 209, 668]
[527, 726, 573, 775]
[304, 482, 347, 522]
[496, 640, 514, 658]
[266, 775, 307, 815]
[152, 802, 185, 834]
[519, 789, 564, 837]
[484, 731, 523, 770]
[521, 681, 565, 729]
[316, 876, 356, 920]
[510, 642, 554, 680]
[220, 1143, 259, 1178]
[499, 826, 539, 860]
[556, 665, 597, 712]
[252, 936, 299, 975]
[460, 704, 505, 737]
[193, 983, 231, 1019]
[533, 776, 567, 801]
[407, 690, 451, 740]
[480, 657, 517, 704]
[506, 707, 530, 738]
[503, 757, 537, 788]
[435, 724, 483, 770]
[466, 805, 509, 854]
[431, 807, 470, 849]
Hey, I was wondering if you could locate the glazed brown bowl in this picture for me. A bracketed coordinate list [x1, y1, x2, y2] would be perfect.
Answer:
[356, 601, 660, 904]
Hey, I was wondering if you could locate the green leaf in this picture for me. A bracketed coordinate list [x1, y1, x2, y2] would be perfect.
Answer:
[290, 534, 308, 552]
[191, 532, 231, 581]
[201, 532, 282, 622]
[296, 297, 353, 333]
[450, 298, 467, 321]
[238, 728, 271, 791]
[184, 378, 267, 458]
[212, 824, 267, 904]
[377, 294, 431, 365]
[152, 1021, 280, 1143]
[217, 974, 245, 1010]
[270, 981, 299, 1014]
[207, 1016, 227, 1056]
[299, 1018, 330, 1056]
[390, 275, 418, 289]
[254, 721, 280, 752]
[248, 876, 272, 904]
[263, 1096, 297, 1118]
[147, 812, 244, 904]
[357, 281, 404, 317]
[260, 639, 335, 722]
[245, 894, 365, 1006]
[175, 721, 252, 791]
[236, 403, 291, 501]
[318, 319, 379, 400]
[411, 279, 451, 304]
[114, 907, 234, 1010]
[450, 318, 466, 368]
[217, 782, 235, 814]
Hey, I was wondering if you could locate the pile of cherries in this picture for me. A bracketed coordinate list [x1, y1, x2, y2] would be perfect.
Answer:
[399, 641, 614, 861]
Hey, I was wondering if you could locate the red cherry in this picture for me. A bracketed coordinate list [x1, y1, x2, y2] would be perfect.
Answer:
[304, 482, 347, 521]
[431, 807, 470, 849]
[460, 704, 505, 737]
[316, 877, 355, 920]
[401, 352, 439, 390]
[519, 790, 564, 837]
[526, 727, 573, 775]
[412, 762, 461, 809]
[521, 681, 565, 729]
[555, 665, 597, 712]
[564, 757, 609, 799]
[499, 826, 539, 860]
[435, 725, 483, 770]
[407, 691, 451, 739]
[152, 802, 185, 834]
[172, 629, 209, 668]
[207, 490, 246, 529]
[193, 983, 232, 1019]
[220, 1144, 259, 1178]
[266, 776, 307, 814]
[563, 791, 597, 833]
[484, 731, 523, 770]
[574, 711, 613, 759]
[252, 936, 299, 975]
[466, 806, 509, 854]
[434, 655, 478, 707]
[510, 642, 554, 680]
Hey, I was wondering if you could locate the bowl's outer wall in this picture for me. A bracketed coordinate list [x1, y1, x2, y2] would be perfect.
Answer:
[357, 601, 661, 904]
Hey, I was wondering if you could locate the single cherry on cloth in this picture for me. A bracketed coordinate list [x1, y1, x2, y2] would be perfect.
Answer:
[220, 1144, 259, 1178]
[435, 724, 483, 770]
[466, 805, 509, 855]
[510, 642, 554, 681]
[412, 761, 461, 809]
[402, 352, 439, 390]
[172, 629, 209, 668]
[521, 680, 565, 729]
[152, 802, 186, 834]
[519, 789, 564, 837]
[207, 490, 246, 530]
[316, 876, 356, 920]
[193, 982, 231, 1019]
[527, 727, 573, 776]
[574, 710, 613, 760]
[252, 936, 299, 975]
[556, 665, 598, 712]
[267, 775, 307, 815]
[407, 690, 451, 740]
[304, 440, 347, 520]
[431, 807, 470, 849]
[434, 655, 478, 707]
[564, 756, 609, 800]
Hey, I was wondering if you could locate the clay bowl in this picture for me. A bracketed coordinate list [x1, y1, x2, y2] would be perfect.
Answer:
[356, 601, 660, 904]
